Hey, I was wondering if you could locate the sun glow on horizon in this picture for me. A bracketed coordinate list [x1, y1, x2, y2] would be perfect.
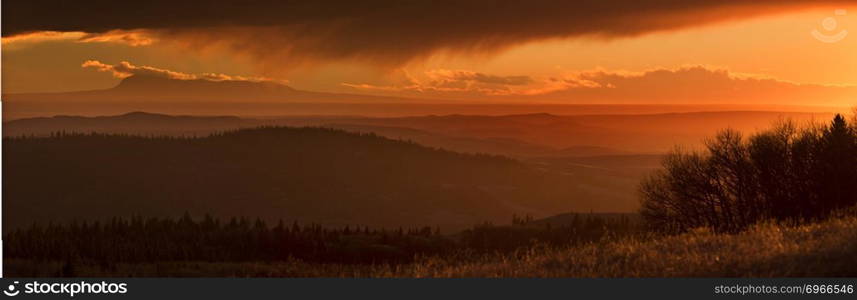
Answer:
[3, 4, 857, 107]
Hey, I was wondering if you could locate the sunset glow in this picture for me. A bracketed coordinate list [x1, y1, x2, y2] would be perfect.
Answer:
[3, 2, 856, 108]
[7, 1, 857, 282]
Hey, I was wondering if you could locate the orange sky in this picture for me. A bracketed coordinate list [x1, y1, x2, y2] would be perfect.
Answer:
[2, 2, 857, 107]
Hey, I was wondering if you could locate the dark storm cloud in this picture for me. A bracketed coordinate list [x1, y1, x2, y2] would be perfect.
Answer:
[4, 0, 852, 65]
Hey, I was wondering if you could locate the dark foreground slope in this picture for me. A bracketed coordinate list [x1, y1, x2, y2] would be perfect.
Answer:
[7, 212, 854, 277]
[3, 127, 604, 231]
[389, 214, 857, 277]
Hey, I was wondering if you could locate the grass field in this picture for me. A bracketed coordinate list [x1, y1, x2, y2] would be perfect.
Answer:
[9, 212, 857, 277]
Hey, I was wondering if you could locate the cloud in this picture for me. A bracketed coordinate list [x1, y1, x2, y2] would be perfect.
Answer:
[77, 30, 155, 46]
[345, 66, 857, 105]
[426, 70, 533, 86]
[539, 66, 857, 105]
[82, 60, 195, 80]
[1, 30, 155, 50]
[4, 1, 849, 67]
[1, 31, 85, 46]
[81, 60, 281, 83]
[343, 69, 534, 96]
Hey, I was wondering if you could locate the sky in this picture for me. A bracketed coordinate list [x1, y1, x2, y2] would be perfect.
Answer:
[3, 1, 857, 106]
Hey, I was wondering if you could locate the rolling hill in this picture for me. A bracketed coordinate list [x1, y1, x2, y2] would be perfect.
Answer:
[3, 112, 630, 157]
[3, 111, 252, 137]
[323, 111, 836, 151]
[3, 126, 637, 232]
[6, 110, 835, 153]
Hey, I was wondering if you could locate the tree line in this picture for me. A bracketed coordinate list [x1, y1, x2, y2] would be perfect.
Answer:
[641, 114, 857, 233]
[4, 213, 640, 272]
[5, 213, 450, 266]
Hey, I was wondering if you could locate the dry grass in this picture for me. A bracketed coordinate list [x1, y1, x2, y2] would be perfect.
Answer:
[8, 214, 857, 277]
[386, 216, 857, 277]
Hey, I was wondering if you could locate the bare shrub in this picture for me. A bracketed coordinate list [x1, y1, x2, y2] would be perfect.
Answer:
[641, 115, 857, 233]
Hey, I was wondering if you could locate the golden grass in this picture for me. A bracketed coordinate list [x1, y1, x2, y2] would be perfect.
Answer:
[381, 217, 857, 277]
[385, 216, 857, 277]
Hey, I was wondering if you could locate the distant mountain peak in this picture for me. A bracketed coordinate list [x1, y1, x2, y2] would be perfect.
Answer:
[4, 74, 422, 111]
[120, 111, 167, 117]
[504, 112, 559, 118]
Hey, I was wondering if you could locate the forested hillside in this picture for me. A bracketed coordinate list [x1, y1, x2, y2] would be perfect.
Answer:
[3, 127, 599, 231]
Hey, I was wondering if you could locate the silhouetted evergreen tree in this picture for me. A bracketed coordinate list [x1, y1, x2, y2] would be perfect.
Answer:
[4, 213, 639, 273]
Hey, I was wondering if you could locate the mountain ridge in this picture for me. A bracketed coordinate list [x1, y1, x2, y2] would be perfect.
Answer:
[2, 74, 435, 104]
